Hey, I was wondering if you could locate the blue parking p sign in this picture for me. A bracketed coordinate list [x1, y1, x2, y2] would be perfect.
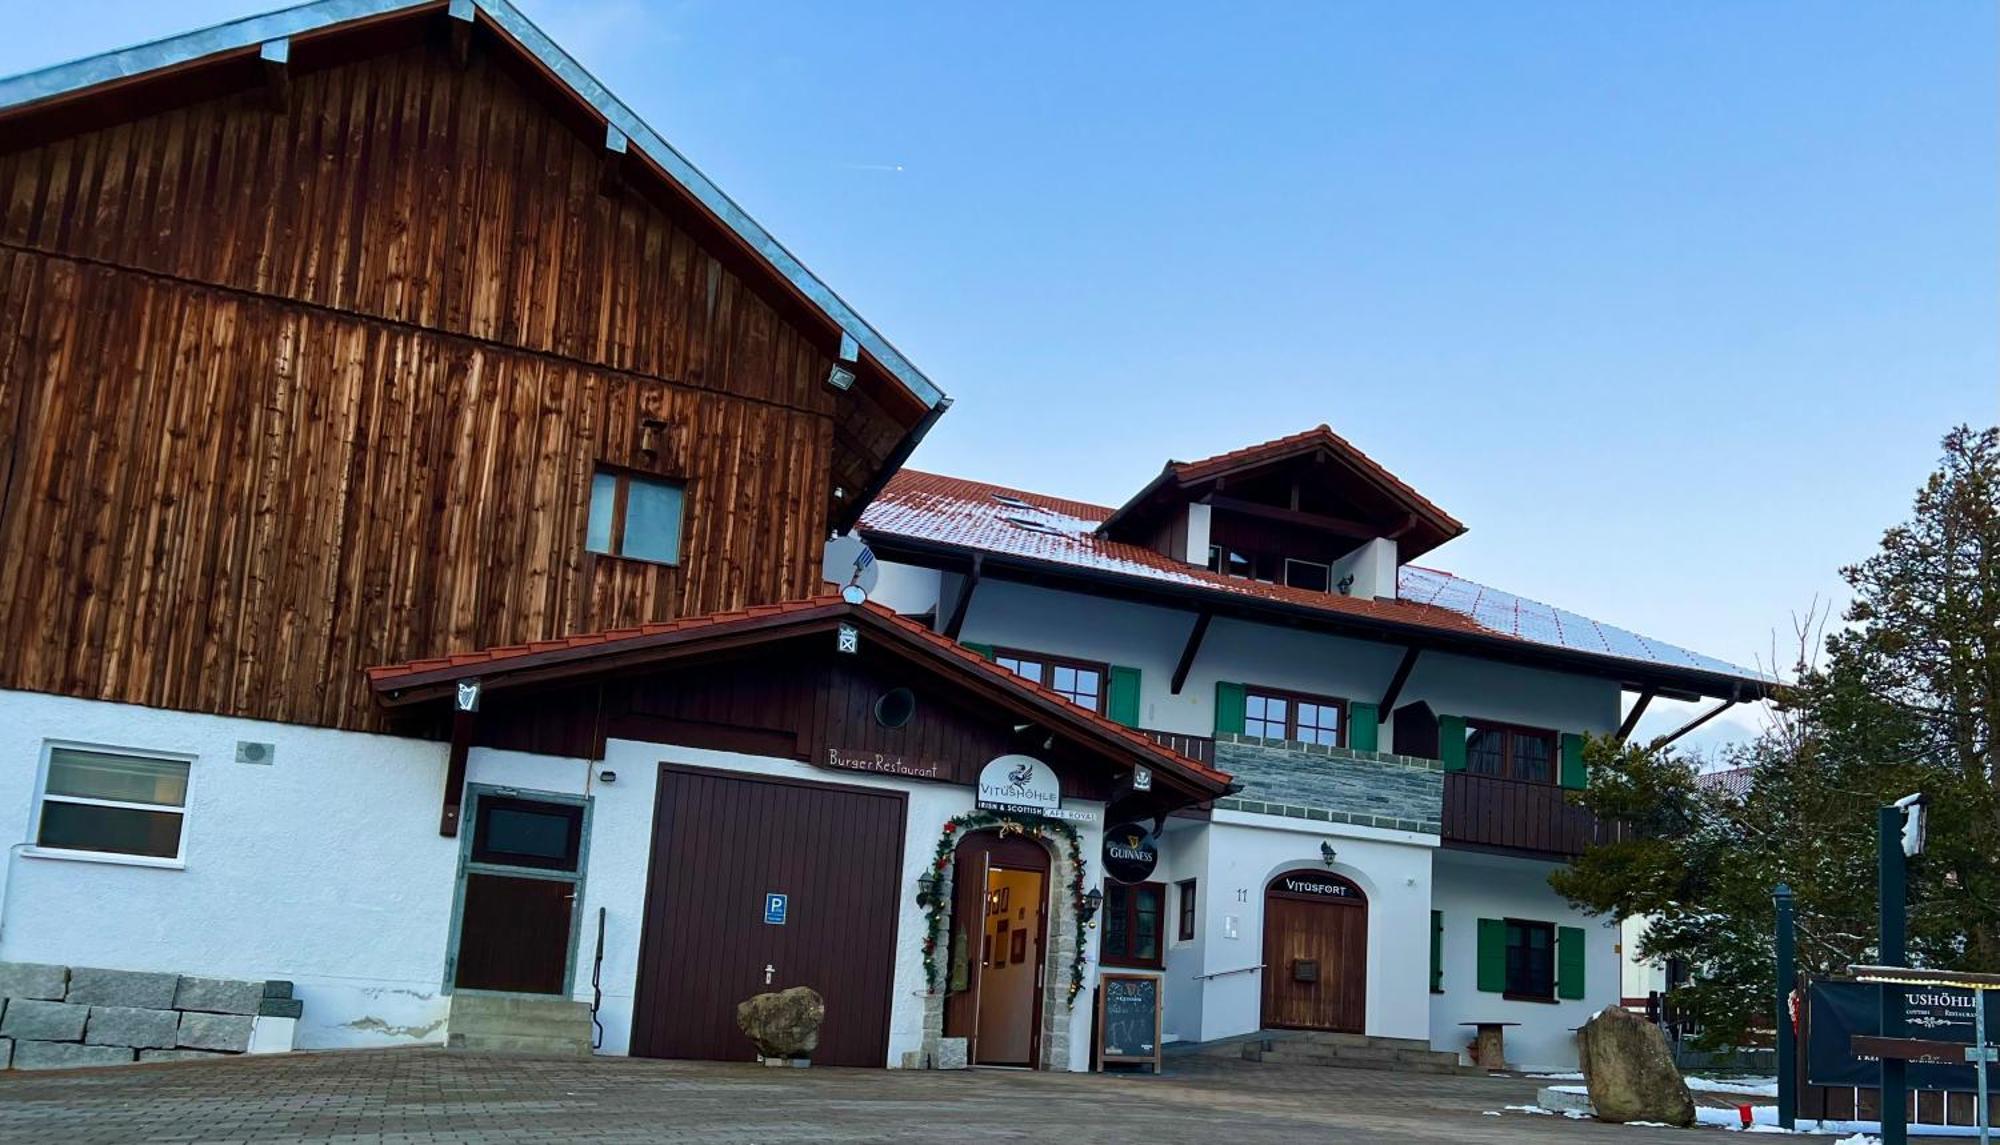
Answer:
[764, 893, 788, 925]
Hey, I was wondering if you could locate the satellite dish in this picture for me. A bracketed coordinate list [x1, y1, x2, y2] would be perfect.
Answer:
[822, 534, 880, 597]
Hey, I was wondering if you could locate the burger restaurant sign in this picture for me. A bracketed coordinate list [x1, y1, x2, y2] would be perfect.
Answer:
[976, 755, 1094, 823]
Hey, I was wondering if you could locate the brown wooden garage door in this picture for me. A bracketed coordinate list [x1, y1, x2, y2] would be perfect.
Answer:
[630, 764, 907, 1067]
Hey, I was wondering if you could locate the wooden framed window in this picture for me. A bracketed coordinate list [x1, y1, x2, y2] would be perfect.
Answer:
[1102, 882, 1165, 968]
[1282, 558, 1331, 592]
[1242, 686, 1347, 748]
[993, 648, 1107, 714]
[585, 467, 684, 566]
[1463, 720, 1558, 784]
[1177, 879, 1197, 942]
[1504, 918, 1556, 1000]
[33, 745, 192, 862]
[1206, 545, 1253, 579]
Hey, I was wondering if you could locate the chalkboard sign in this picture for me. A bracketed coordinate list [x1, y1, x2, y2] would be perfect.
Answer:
[1097, 973, 1162, 1073]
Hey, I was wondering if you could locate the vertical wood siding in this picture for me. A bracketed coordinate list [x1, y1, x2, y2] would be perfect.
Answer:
[0, 44, 858, 731]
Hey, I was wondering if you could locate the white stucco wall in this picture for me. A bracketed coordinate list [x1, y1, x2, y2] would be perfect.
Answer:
[1428, 848, 1620, 1071]
[1621, 914, 1668, 1003]
[1154, 818, 1208, 1045]
[1193, 814, 1437, 1044]
[0, 690, 1109, 1070]
[939, 575, 1624, 746]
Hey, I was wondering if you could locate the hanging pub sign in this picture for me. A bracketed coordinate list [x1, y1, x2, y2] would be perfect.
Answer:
[975, 755, 1093, 822]
[1102, 823, 1160, 885]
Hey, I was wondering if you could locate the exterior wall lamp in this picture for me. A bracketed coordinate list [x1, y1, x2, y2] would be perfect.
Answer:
[1320, 841, 1338, 868]
[1082, 888, 1104, 927]
[915, 873, 941, 908]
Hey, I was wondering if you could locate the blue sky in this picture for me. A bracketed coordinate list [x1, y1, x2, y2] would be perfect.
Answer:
[4, 1, 1994, 751]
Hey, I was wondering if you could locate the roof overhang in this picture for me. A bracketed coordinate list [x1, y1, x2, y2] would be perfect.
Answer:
[863, 532, 1774, 705]
[0, 0, 948, 524]
[368, 597, 1233, 811]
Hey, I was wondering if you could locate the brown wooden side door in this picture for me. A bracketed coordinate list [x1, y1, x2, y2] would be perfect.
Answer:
[1260, 874, 1368, 1033]
[630, 765, 907, 1067]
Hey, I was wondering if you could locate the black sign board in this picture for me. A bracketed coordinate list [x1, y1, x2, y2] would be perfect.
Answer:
[1268, 870, 1363, 902]
[1102, 824, 1159, 885]
[1807, 978, 1998, 1091]
[1097, 973, 1161, 1073]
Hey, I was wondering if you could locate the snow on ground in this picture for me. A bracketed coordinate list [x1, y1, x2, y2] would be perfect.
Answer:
[1686, 1076, 1782, 1097]
[1689, 1105, 1980, 1136]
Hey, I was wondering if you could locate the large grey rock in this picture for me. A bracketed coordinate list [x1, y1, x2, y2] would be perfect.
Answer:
[1, 999, 88, 1042]
[174, 977, 264, 1015]
[86, 1006, 180, 1049]
[177, 1011, 254, 1052]
[13, 1041, 135, 1070]
[140, 1048, 229, 1063]
[67, 967, 179, 1010]
[735, 986, 824, 1060]
[1579, 1006, 1697, 1127]
[0, 962, 68, 1001]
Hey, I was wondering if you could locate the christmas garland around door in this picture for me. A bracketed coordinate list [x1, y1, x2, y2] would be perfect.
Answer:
[919, 811, 1091, 1005]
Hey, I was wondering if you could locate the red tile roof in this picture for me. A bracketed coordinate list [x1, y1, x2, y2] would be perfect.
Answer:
[860, 469, 1770, 690]
[366, 593, 1230, 790]
[1171, 424, 1465, 535]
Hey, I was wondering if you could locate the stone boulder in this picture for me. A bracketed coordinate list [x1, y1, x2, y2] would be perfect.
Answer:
[735, 986, 825, 1061]
[1578, 1006, 1697, 1127]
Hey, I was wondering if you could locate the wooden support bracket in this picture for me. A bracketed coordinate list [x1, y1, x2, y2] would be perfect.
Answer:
[1377, 646, 1421, 713]
[1169, 610, 1212, 695]
[439, 678, 481, 837]
[600, 124, 628, 198]
[942, 554, 981, 641]
[1616, 687, 1657, 743]
[1647, 698, 1736, 752]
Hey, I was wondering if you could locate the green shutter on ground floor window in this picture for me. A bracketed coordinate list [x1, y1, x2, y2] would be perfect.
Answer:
[1430, 910, 1444, 993]
[1214, 681, 1246, 735]
[1348, 701, 1379, 752]
[1438, 714, 1468, 771]
[1557, 926, 1587, 999]
[962, 642, 995, 661]
[1107, 666, 1142, 727]
[1559, 733, 1587, 790]
[1476, 918, 1506, 993]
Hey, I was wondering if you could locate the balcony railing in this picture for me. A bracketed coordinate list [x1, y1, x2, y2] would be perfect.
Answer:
[1141, 729, 1215, 765]
[1440, 772, 1623, 857]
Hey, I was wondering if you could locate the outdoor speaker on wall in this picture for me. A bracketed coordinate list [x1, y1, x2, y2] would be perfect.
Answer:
[236, 741, 275, 766]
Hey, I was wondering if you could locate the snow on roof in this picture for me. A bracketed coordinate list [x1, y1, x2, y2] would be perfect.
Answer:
[859, 470, 1769, 688]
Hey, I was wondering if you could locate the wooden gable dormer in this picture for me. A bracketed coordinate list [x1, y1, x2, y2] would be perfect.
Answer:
[0, 0, 946, 732]
[1095, 425, 1465, 601]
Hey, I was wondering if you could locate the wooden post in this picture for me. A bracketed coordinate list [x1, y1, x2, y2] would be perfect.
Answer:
[1776, 883, 1797, 1129]
[439, 678, 481, 837]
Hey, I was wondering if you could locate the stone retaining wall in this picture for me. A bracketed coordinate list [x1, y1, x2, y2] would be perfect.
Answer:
[0, 963, 303, 1070]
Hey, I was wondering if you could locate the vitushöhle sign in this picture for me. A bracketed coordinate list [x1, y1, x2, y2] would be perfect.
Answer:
[1808, 978, 1999, 1091]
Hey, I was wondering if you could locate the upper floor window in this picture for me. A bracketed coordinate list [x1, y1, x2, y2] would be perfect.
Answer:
[993, 648, 1106, 713]
[1283, 559, 1331, 592]
[1206, 545, 1253, 579]
[1464, 721, 1556, 783]
[587, 468, 684, 565]
[35, 745, 191, 861]
[1244, 686, 1346, 747]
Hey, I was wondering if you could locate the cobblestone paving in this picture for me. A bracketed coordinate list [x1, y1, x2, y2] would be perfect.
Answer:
[0, 1047, 1710, 1143]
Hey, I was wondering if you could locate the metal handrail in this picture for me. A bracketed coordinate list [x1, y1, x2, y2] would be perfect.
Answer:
[590, 907, 606, 1049]
[1193, 963, 1265, 981]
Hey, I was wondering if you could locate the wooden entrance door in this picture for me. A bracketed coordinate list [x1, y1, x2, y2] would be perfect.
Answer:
[1259, 869, 1368, 1033]
[944, 831, 1050, 1066]
[452, 789, 589, 994]
[630, 765, 906, 1067]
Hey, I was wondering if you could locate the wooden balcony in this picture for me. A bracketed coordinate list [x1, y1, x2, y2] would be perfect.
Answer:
[1441, 772, 1623, 858]
[1141, 729, 1215, 766]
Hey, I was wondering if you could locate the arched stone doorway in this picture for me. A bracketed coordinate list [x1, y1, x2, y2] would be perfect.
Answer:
[921, 826, 1080, 1069]
[1260, 868, 1368, 1033]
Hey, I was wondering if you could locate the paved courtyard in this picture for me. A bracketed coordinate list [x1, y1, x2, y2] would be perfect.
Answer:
[0, 1048, 1711, 1144]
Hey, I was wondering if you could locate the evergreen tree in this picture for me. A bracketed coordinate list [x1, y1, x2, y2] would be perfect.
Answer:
[1551, 426, 2000, 1046]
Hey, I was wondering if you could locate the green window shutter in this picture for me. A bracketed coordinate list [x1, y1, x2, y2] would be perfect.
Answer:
[1107, 666, 1142, 727]
[1559, 733, 1587, 790]
[1214, 681, 1246, 736]
[1348, 701, 1379, 752]
[1430, 910, 1444, 993]
[962, 642, 996, 661]
[1557, 925, 1587, 999]
[1438, 714, 1468, 772]
[1476, 918, 1506, 993]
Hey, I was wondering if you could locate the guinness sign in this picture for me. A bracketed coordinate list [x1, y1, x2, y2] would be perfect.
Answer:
[1102, 823, 1159, 884]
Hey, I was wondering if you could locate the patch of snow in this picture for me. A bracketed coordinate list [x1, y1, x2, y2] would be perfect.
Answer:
[1686, 1074, 1781, 1097]
[1529, 1071, 1585, 1080]
[1693, 1104, 1985, 1136]
[1503, 1104, 1554, 1116]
